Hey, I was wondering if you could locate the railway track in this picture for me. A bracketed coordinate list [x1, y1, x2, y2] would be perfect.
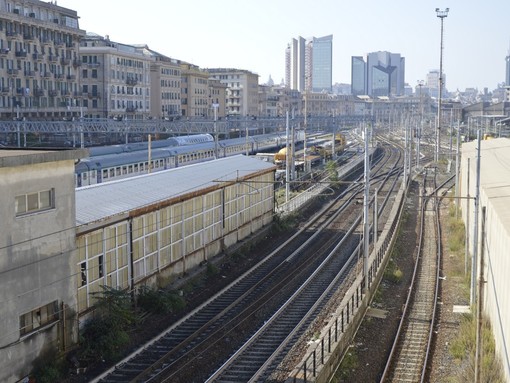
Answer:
[380, 169, 454, 383]
[93, 142, 402, 383]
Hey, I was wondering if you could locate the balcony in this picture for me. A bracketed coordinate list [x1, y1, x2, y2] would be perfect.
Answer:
[87, 62, 100, 67]
[73, 59, 82, 67]
[55, 40, 65, 47]
[88, 92, 100, 98]
[66, 74, 76, 80]
[34, 89, 44, 97]
[7, 69, 19, 76]
[0, 48, 10, 55]
[126, 106, 137, 113]
[1, 87, 9, 94]
[54, 73, 65, 79]
[60, 57, 70, 65]
[40, 37, 51, 46]
[126, 77, 138, 86]
[48, 55, 58, 62]
[32, 53, 44, 61]
[48, 90, 58, 97]
[6, 31, 19, 39]
[24, 70, 35, 77]
[15, 50, 27, 58]
[23, 33, 35, 41]
[42, 71, 52, 78]
[62, 90, 71, 96]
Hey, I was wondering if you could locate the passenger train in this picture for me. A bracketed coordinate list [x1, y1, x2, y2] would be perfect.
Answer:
[75, 132, 305, 187]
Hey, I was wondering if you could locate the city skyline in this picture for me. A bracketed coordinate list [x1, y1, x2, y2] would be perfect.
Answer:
[57, 0, 509, 92]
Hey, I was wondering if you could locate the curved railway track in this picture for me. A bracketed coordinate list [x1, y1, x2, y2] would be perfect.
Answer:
[380, 169, 454, 383]
[93, 142, 403, 383]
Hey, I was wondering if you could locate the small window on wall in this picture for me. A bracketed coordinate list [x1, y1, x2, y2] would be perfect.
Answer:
[20, 300, 59, 336]
[15, 189, 54, 216]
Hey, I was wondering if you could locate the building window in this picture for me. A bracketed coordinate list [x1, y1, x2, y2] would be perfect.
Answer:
[20, 300, 59, 336]
[15, 189, 54, 216]
[80, 262, 87, 286]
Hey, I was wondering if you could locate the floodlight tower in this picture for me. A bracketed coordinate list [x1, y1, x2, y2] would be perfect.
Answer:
[435, 7, 449, 163]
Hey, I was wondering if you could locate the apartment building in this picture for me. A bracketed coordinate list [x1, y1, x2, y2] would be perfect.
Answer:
[207, 68, 259, 117]
[79, 33, 153, 120]
[144, 47, 181, 119]
[180, 61, 210, 118]
[0, 0, 85, 120]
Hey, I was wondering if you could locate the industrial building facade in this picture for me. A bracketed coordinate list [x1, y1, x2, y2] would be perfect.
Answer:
[460, 138, 510, 382]
[75, 155, 276, 313]
[0, 148, 87, 383]
[0, 150, 275, 382]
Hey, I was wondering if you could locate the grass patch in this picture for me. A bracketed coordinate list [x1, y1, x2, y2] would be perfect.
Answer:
[449, 313, 505, 382]
[383, 258, 403, 284]
[332, 347, 359, 382]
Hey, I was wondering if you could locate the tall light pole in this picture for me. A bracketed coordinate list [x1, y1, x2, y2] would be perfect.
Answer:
[435, 7, 449, 163]
[417, 80, 424, 170]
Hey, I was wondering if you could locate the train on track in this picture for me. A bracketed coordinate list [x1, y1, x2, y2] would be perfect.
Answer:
[273, 133, 346, 167]
[75, 131, 305, 187]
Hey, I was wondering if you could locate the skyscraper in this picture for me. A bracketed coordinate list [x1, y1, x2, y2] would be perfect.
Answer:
[285, 36, 306, 92]
[350, 51, 405, 97]
[351, 56, 367, 95]
[311, 35, 333, 93]
[506, 47, 510, 86]
[285, 35, 332, 93]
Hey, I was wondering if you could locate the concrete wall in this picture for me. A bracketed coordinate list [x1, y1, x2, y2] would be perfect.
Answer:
[460, 138, 510, 381]
[0, 158, 79, 383]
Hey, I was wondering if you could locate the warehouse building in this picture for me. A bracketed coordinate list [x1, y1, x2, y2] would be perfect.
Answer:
[460, 137, 510, 381]
[74, 154, 276, 314]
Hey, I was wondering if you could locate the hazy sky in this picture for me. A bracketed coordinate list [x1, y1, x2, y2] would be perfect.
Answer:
[57, 0, 509, 92]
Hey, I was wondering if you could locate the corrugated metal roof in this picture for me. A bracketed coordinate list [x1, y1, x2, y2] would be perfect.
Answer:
[76, 155, 275, 227]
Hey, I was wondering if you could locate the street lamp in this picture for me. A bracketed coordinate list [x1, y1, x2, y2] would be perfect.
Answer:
[435, 7, 449, 163]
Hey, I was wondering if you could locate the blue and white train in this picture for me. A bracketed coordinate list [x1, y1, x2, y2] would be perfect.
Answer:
[75, 132, 304, 187]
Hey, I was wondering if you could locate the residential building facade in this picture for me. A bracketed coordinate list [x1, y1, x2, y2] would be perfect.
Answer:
[180, 61, 209, 118]
[208, 68, 259, 117]
[0, 0, 85, 120]
[79, 33, 153, 120]
[145, 47, 181, 119]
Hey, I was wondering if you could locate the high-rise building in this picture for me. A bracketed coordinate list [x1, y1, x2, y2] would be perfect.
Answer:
[506, 48, 510, 86]
[350, 51, 405, 97]
[285, 36, 306, 92]
[426, 69, 447, 98]
[311, 35, 333, 93]
[285, 35, 332, 93]
[351, 56, 366, 95]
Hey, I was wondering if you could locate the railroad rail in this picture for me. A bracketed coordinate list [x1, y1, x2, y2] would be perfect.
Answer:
[91, 142, 401, 383]
[380, 170, 454, 382]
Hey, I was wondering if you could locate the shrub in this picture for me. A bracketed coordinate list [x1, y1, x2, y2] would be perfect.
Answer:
[137, 286, 186, 315]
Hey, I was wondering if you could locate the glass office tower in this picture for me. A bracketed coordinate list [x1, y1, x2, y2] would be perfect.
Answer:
[311, 35, 333, 93]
